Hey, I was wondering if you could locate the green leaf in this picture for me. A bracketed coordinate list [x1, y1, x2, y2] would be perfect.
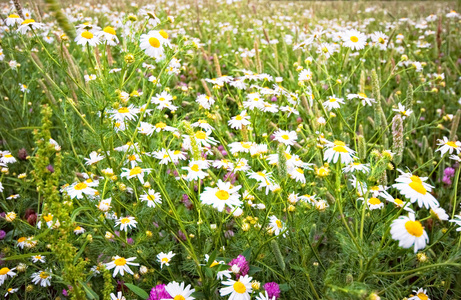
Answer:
[78, 280, 99, 300]
[248, 265, 263, 275]
[125, 283, 149, 299]
[242, 247, 252, 261]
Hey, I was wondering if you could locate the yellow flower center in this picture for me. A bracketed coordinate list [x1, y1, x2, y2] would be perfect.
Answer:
[236, 115, 243, 120]
[394, 198, 404, 206]
[195, 131, 207, 140]
[329, 98, 337, 102]
[174, 150, 181, 155]
[446, 141, 458, 148]
[409, 175, 426, 195]
[241, 142, 252, 149]
[128, 154, 137, 161]
[276, 219, 283, 228]
[74, 182, 88, 190]
[149, 37, 161, 48]
[120, 218, 131, 224]
[4, 154, 13, 158]
[161, 257, 169, 263]
[114, 257, 127, 266]
[147, 194, 156, 201]
[173, 296, 185, 300]
[233, 281, 246, 294]
[18, 237, 26, 243]
[281, 134, 289, 140]
[43, 214, 53, 222]
[378, 37, 385, 44]
[350, 36, 359, 43]
[358, 92, 367, 98]
[129, 166, 142, 176]
[405, 220, 424, 237]
[81, 31, 94, 39]
[103, 26, 116, 35]
[156, 122, 167, 128]
[159, 30, 168, 39]
[417, 293, 429, 300]
[190, 164, 200, 172]
[21, 19, 35, 25]
[75, 226, 82, 231]
[39, 271, 49, 279]
[0, 267, 10, 275]
[215, 190, 230, 200]
[118, 107, 129, 113]
[368, 197, 381, 205]
[9, 14, 19, 18]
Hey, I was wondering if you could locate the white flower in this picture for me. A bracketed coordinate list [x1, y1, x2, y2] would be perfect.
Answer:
[182, 160, 210, 181]
[0, 267, 16, 286]
[220, 275, 253, 300]
[392, 171, 439, 209]
[164, 281, 196, 300]
[105, 256, 139, 277]
[140, 30, 167, 60]
[436, 137, 461, 156]
[75, 30, 100, 46]
[390, 213, 429, 253]
[66, 181, 98, 199]
[84, 151, 104, 165]
[17, 19, 44, 34]
[342, 29, 367, 50]
[273, 130, 297, 146]
[140, 189, 162, 208]
[228, 110, 251, 129]
[200, 180, 242, 212]
[115, 216, 137, 232]
[110, 291, 126, 300]
[97, 26, 119, 46]
[324, 140, 356, 165]
[268, 215, 286, 236]
[408, 288, 431, 300]
[31, 269, 52, 287]
[157, 251, 175, 268]
[323, 95, 345, 111]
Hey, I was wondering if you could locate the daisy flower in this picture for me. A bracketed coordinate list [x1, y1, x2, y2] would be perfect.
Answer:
[164, 281, 196, 300]
[449, 214, 461, 231]
[120, 166, 152, 184]
[220, 274, 253, 300]
[97, 26, 119, 46]
[200, 180, 242, 212]
[392, 171, 439, 209]
[182, 160, 209, 181]
[140, 189, 162, 207]
[109, 105, 140, 122]
[323, 95, 345, 111]
[0, 267, 16, 286]
[17, 19, 44, 34]
[228, 110, 251, 129]
[342, 29, 367, 50]
[370, 31, 388, 50]
[324, 140, 356, 165]
[390, 213, 429, 253]
[196, 94, 215, 110]
[298, 69, 313, 82]
[140, 30, 167, 60]
[0, 151, 16, 164]
[5, 14, 23, 26]
[153, 121, 177, 133]
[75, 30, 100, 46]
[268, 215, 286, 236]
[243, 92, 265, 110]
[151, 91, 173, 109]
[436, 137, 461, 156]
[66, 181, 98, 199]
[361, 196, 385, 210]
[273, 130, 297, 146]
[115, 216, 138, 232]
[4, 288, 19, 297]
[190, 130, 218, 148]
[342, 162, 370, 174]
[105, 256, 139, 277]
[408, 288, 430, 300]
[346, 93, 376, 106]
[110, 292, 126, 300]
[289, 167, 306, 183]
[96, 198, 112, 212]
[430, 206, 449, 221]
[393, 103, 412, 119]
[31, 269, 52, 287]
[157, 251, 175, 268]
[256, 291, 276, 300]
[31, 255, 46, 263]
[84, 151, 104, 165]
[74, 226, 85, 235]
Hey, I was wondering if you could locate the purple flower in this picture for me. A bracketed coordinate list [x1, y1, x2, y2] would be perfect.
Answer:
[442, 175, 452, 185]
[0, 230, 6, 240]
[149, 284, 171, 300]
[223, 172, 237, 185]
[18, 148, 28, 160]
[228, 254, 249, 279]
[47, 164, 55, 173]
[182, 194, 193, 210]
[264, 282, 281, 299]
[271, 96, 277, 102]
[444, 167, 455, 177]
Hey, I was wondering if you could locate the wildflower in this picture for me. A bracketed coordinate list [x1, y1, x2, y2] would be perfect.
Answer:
[17, 19, 44, 34]
[75, 30, 100, 46]
[140, 189, 162, 208]
[4, 288, 19, 297]
[436, 137, 461, 156]
[196, 94, 215, 110]
[66, 181, 98, 199]
[164, 281, 196, 300]
[390, 213, 428, 253]
[220, 275, 253, 300]
[84, 151, 104, 165]
[31, 270, 52, 287]
[149, 284, 171, 300]
[200, 180, 242, 212]
[228, 110, 251, 129]
[228, 255, 250, 279]
[97, 198, 112, 212]
[109, 105, 140, 122]
[342, 29, 367, 50]
[430, 207, 449, 221]
[343, 162, 370, 174]
[268, 215, 286, 236]
[273, 130, 297, 146]
[115, 216, 138, 232]
[110, 292, 126, 300]
[182, 160, 209, 181]
[324, 140, 356, 165]
[5, 212, 16, 222]
[31, 255, 46, 263]
[298, 69, 313, 82]
[361, 196, 385, 210]
[105, 256, 139, 277]
[157, 251, 175, 268]
[449, 215, 461, 231]
[347, 93, 376, 106]
[392, 171, 439, 209]
[97, 26, 119, 45]
[256, 291, 276, 300]
[323, 95, 345, 111]
[408, 288, 430, 300]
[74, 226, 86, 235]
[393, 103, 412, 119]
[264, 282, 281, 299]
[0, 151, 17, 164]
[140, 31, 167, 60]
[120, 166, 152, 184]
[6, 14, 23, 26]
[0, 267, 16, 286]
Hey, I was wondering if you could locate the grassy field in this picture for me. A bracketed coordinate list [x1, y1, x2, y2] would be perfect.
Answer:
[0, 0, 461, 299]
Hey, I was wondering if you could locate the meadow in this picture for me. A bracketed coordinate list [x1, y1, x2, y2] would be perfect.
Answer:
[0, 0, 461, 299]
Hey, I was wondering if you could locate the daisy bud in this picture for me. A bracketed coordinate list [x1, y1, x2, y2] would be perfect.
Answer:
[26, 285, 34, 292]
[251, 280, 261, 290]
[86, 234, 93, 242]
[5, 212, 16, 222]
[17, 263, 27, 272]
[288, 205, 295, 212]
[105, 231, 114, 239]
[210, 224, 217, 230]
[124, 54, 135, 64]
[416, 252, 428, 263]
[118, 183, 127, 191]
[241, 223, 250, 231]
[368, 293, 381, 300]
[313, 262, 319, 267]
[133, 274, 140, 280]
[139, 265, 148, 275]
